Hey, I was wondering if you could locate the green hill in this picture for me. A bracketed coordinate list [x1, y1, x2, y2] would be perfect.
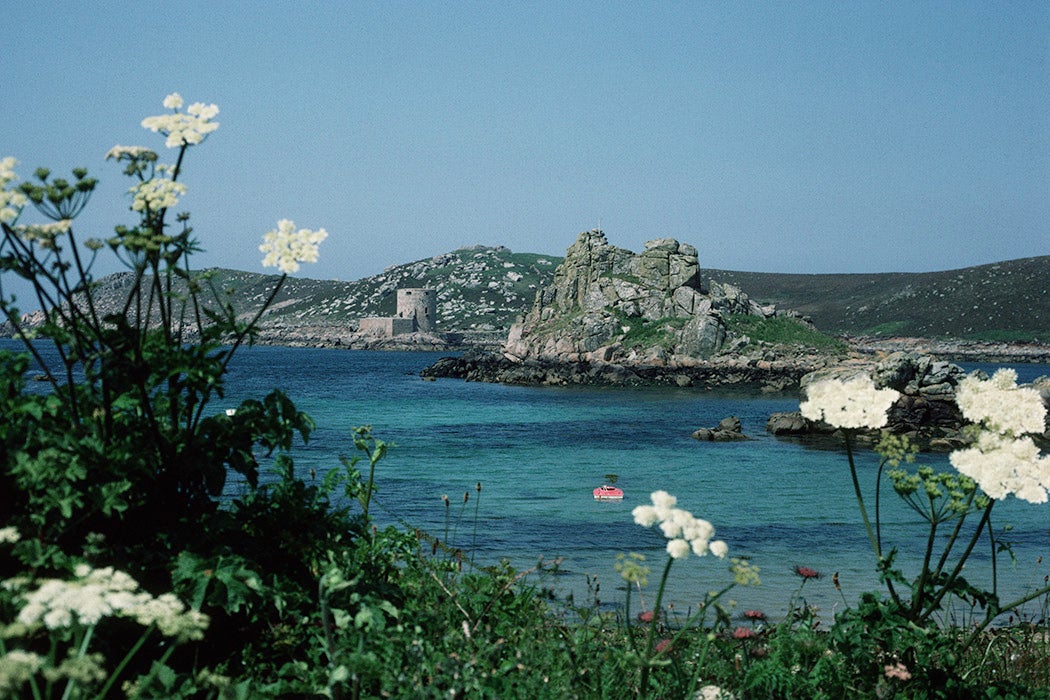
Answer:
[703, 256, 1049, 343]
[6, 248, 1046, 343]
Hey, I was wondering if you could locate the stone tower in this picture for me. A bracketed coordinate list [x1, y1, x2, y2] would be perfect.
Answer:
[396, 288, 436, 332]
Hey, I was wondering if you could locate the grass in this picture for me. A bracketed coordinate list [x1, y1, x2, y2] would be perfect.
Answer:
[723, 314, 850, 353]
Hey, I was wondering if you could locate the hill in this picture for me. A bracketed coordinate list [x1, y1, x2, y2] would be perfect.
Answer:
[703, 256, 1049, 343]
[5, 247, 1047, 345]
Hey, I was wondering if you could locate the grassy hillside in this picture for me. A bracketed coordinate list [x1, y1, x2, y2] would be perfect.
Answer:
[12, 251, 1045, 342]
[704, 256, 1049, 342]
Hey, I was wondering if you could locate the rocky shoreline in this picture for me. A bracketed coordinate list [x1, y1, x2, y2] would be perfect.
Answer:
[420, 350, 833, 392]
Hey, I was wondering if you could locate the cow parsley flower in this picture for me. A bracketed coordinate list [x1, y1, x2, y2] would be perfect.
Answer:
[632, 491, 726, 560]
[141, 93, 220, 149]
[14, 564, 209, 638]
[259, 218, 328, 274]
[0, 156, 28, 224]
[0, 526, 19, 544]
[955, 369, 1046, 437]
[0, 650, 44, 696]
[949, 431, 1050, 504]
[666, 538, 690, 559]
[129, 178, 187, 212]
[799, 375, 899, 430]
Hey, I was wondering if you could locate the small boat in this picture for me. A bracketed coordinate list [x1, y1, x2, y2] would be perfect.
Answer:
[593, 485, 624, 500]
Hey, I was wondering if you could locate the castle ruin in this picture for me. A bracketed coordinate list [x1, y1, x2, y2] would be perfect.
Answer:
[358, 288, 436, 336]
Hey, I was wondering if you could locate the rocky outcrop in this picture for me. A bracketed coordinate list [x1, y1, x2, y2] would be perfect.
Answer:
[692, 416, 748, 441]
[502, 230, 811, 367]
[419, 350, 823, 391]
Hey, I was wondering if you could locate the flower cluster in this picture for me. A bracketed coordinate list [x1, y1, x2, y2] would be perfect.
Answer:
[0, 525, 20, 544]
[799, 375, 899, 430]
[12, 219, 73, 249]
[13, 564, 208, 641]
[632, 491, 727, 560]
[948, 369, 1049, 504]
[0, 156, 28, 224]
[140, 93, 220, 149]
[954, 368, 1046, 436]
[259, 218, 328, 274]
[129, 177, 187, 212]
[950, 430, 1049, 504]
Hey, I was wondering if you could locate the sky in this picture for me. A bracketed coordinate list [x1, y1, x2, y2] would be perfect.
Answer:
[4, 2, 1048, 293]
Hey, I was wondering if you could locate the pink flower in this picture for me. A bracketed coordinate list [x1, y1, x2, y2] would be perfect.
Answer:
[637, 610, 654, 623]
[884, 662, 911, 681]
[733, 626, 757, 639]
[743, 609, 766, 621]
[655, 638, 673, 654]
[794, 565, 821, 580]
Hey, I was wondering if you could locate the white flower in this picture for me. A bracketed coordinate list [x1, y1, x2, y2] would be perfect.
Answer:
[129, 178, 187, 212]
[259, 219, 328, 274]
[14, 220, 72, 246]
[800, 375, 899, 430]
[0, 526, 19, 544]
[14, 564, 209, 639]
[0, 650, 44, 695]
[105, 144, 154, 161]
[635, 491, 727, 562]
[695, 685, 735, 700]
[141, 93, 220, 148]
[666, 539, 690, 559]
[631, 505, 659, 527]
[955, 369, 1046, 437]
[0, 156, 28, 224]
[949, 431, 1050, 504]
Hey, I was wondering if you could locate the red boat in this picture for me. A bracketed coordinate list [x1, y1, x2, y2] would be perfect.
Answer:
[593, 485, 624, 500]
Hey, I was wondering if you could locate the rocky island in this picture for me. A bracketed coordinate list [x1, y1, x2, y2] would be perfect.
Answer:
[422, 229, 844, 391]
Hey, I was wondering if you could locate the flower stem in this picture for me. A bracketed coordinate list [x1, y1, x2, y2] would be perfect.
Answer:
[638, 555, 674, 697]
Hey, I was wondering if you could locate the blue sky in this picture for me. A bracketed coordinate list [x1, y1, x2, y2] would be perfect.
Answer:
[5, 2, 1048, 288]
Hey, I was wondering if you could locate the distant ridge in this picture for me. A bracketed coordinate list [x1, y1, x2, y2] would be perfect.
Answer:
[5, 249, 1047, 344]
[703, 256, 1048, 342]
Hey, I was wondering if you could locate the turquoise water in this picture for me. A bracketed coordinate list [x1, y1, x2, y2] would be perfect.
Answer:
[7, 340, 1050, 623]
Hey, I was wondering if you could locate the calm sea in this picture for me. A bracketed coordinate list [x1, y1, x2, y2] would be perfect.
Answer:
[7, 340, 1050, 623]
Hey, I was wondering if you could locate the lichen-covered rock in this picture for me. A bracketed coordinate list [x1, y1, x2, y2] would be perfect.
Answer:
[504, 230, 794, 366]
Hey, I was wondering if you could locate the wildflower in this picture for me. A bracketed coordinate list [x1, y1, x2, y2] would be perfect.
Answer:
[259, 218, 328, 274]
[955, 369, 1046, 436]
[637, 610, 654, 623]
[0, 526, 19, 544]
[13, 219, 73, 248]
[141, 93, 220, 148]
[799, 375, 899, 430]
[743, 609, 766, 621]
[129, 178, 186, 212]
[666, 538, 690, 559]
[695, 685, 735, 700]
[884, 661, 911, 681]
[0, 650, 44, 695]
[794, 565, 821, 580]
[105, 145, 155, 161]
[615, 552, 650, 587]
[732, 626, 756, 639]
[654, 638, 673, 654]
[14, 564, 208, 639]
[0, 156, 28, 223]
[949, 431, 1050, 504]
[632, 491, 726, 561]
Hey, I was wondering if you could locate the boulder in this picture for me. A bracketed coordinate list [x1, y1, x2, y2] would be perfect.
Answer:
[692, 416, 748, 441]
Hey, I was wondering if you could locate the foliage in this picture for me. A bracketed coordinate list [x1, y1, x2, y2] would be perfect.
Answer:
[723, 313, 849, 353]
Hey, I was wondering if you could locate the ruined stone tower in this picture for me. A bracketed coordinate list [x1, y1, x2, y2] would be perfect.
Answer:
[396, 288, 436, 332]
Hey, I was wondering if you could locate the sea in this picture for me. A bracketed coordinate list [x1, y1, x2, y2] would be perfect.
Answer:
[6, 340, 1050, 624]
